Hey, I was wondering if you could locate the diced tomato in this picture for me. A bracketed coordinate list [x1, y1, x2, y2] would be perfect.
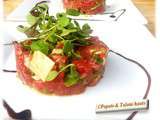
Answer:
[50, 54, 68, 70]
[99, 53, 105, 59]
[73, 59, 93, 77]
[72, 59, 103, 86]
[78, 37, 108, 59]
[56, 42, 64, 49]
[51, 55, 67, 64]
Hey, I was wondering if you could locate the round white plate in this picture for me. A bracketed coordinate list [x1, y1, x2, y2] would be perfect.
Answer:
[0, 21, 154, 119]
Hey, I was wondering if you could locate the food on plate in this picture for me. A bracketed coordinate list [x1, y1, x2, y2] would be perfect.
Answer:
[15, 2, 109, 95]
[63, 0, 106, 15]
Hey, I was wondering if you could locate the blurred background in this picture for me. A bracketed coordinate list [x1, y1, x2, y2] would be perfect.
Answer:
[3, 0, 155, 35]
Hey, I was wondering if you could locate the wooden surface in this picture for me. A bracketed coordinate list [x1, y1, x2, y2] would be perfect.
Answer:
[132, 0, 155, 35]
[3, 0, 23, 16]
[3, 0, 155, 35]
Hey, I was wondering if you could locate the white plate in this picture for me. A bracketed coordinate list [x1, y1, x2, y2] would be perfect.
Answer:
[0, 21, 157, 119]
[6, 0, 147, 24]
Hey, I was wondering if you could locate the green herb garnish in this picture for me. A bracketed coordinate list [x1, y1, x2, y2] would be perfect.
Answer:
[46, 71, 58, 81]
[57, 13, 70, 27]
[82, 23, 92, 35]
[31, 40, 49, 55]
[63, 40, 72, 56]
[17, 1, 94, 87]
[18, 1, 92, 58]
[66, 9, 80, 16]
[94, 54, 104, 64]
[64, 65, 80, 87]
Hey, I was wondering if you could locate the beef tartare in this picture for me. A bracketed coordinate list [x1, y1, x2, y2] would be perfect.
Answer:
[63, 0, 106, 14]
[15, 2, 109, 95]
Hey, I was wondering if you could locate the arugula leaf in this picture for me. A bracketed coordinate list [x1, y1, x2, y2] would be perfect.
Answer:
[30, 2, 48, 17]
[21, 18, 40, 37]
[48, 33, 57, 43]
[26, 13, 39, 25]
[74, 39, 92, 46]
[17, 25, 29, 33]
[94, 54, 104, 64]
[46, 71, 58, 81]
[35, 1, 49, 7]
[24, 28, 39, 37]
[64, 65, 80, 87]
[66, 23, 75, 29]
[73, 23, 92, 39]
[57, 13, 70, 27]
[56, 13, 66, 18]
[78, 31, 90, 38]
[82, 23, 92, 34]
[61, 29, 77, 36]
[63, 40, 73, 57]
[66, 9, 80, 16]
[74, 20, 81, 30]
[31, 40, 49, 55]
[36, 2, 48, 10]
[30, 8, 41, 17]
[58, 17, 70, 27]
[48, 16, 56, 23]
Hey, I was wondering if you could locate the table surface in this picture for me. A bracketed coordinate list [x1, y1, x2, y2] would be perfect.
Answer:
[3, 0, 155, 35]
[132, 0, 155, 35]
